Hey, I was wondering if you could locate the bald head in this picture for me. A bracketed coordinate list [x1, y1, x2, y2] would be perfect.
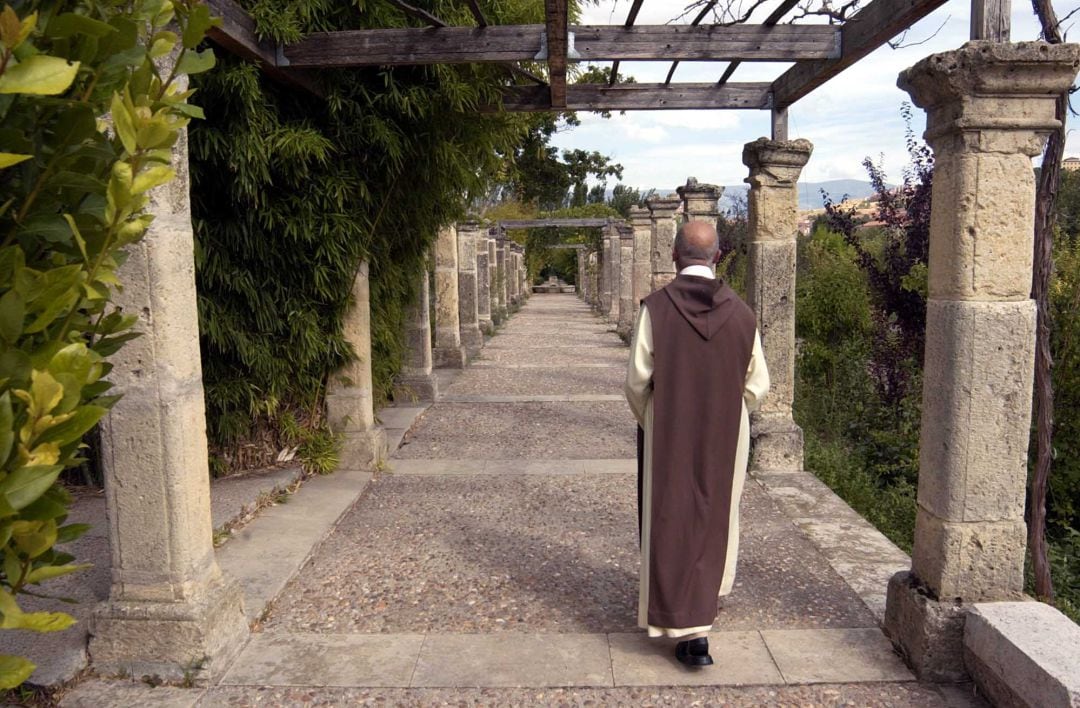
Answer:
[673, 221, 720, 269]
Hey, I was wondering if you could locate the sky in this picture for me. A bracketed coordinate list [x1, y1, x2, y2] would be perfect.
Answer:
[549, 0, 1080, 191]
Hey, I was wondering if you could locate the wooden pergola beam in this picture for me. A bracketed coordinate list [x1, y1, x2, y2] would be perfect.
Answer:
[717, 0, 799, 86]
[665, 0, 716, 85]
[494, 82, 771, 112]
[282, 24, 841, 68]
[545, 0, 569, 109]
[609, 0, 645, 86]
[771, 0, 950, 108]
[501, 219, 613, 228]
[205, 0, 323, 95]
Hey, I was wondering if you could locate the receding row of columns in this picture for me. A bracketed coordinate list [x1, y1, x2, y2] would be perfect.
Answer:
[89, 40, 1078, 685]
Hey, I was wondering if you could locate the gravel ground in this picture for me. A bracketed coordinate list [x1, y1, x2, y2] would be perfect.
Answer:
[261, 476, 876, 634]
[200, 682, 987, 707]
[395, 402, 637, 459]
[444, 366, 626, 396]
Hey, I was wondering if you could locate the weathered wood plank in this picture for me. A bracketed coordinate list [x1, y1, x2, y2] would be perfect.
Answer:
[282, 24, 841, 68]
[500, 219, 612, 229]
[771, 0, 950, 107]
[493, 82, 772, 112]
[545, 0, 568, 109]
[971, 0, 1010, 40]
[205, 0, 323, 96]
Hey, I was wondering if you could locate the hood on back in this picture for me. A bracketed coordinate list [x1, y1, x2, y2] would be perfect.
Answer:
[663, 275, 738, 340]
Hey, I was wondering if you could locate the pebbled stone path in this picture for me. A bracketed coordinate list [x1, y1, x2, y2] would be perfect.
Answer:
[189, 295, 984, 705]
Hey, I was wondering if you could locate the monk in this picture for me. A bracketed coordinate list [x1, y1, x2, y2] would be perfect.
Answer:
[624, 220, 770, 667]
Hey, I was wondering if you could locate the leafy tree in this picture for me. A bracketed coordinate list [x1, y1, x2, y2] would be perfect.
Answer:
[0, 0, 214, 686]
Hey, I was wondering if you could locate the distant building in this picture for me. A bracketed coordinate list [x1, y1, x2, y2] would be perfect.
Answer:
[1064, 157, 1080, 172]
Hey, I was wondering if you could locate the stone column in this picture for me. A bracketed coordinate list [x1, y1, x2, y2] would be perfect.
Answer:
[678, 177, 723, 229]
[743, 137, 813, 472]
[629, 206, 652, 317]
[432, 226, 466, 368]
[884, 41, 1080, 682]
[508, 249, 520, 306]
[90, 104, 247, 681]
[394, 266, 439, 401]
[476, 237, 492, 335]
[488, 236, 502, 325]
[589, 251, 600, 309]
[617, 223, 635, 338]
[577, 249, 587, 299]
[326, 261, 388, 470]
[495, 232, 509, 320]
[646, 196, 681, 292]
[600, 222, 616, 317]
[456, 221, 484, 356]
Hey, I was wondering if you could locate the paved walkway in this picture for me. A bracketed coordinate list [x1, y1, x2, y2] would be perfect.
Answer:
[67, 295, 985, 706]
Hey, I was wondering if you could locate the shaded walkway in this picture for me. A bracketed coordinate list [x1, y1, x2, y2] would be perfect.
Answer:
[201, 294, 981, 705]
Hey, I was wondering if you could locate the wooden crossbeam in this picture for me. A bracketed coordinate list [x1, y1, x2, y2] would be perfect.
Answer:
[493, 82, 771, 112]
[717, 0, 799, 86]
[282, 24, 840, 67]
[545, 0, 569, 109]
[205, 0, 322, 95]
[665, 0, 716, 86]
[771, 0, 950, 107]
[501, 219, 612, 228]
[609, 0, 645, 86]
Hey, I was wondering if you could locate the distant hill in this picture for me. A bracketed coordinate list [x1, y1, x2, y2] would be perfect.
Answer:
[636, 179, 881, 213]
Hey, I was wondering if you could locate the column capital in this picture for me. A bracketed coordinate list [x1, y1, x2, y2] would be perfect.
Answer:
[645, 195, 681, 215]
[617, 222, 634, 241]
[677, 177, 723, 220]
[457, 220, 482, 234]
[742, 138, 813, 185]
[899, 41, 1080, 152]
[629, 205, 651, 228]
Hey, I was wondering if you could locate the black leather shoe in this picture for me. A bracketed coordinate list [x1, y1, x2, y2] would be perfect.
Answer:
[675, 637, 714, 667]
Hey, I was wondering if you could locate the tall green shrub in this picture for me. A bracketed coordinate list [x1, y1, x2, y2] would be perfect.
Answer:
[0, 0, 214, 686]
[190, 1, 559, 473]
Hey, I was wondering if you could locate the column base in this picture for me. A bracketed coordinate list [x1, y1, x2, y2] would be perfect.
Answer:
[393, 373, 439, 402]
[339, 427, 387, 470]
[750, 414, 804, 471]
[461, 328, 484, 357]
[89, 572, 248, 684]
[433, 345, 467, 369]
[478, 317, 494, 336]
[884, 571, 969, 683]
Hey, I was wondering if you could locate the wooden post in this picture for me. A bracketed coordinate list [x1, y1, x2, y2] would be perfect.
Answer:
[771, 107, 789, 141]
[971, 0, 1010, 40]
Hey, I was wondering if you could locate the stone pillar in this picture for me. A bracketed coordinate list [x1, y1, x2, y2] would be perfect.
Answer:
[599, 222, 615, 317]
[326, 261, 388, 469]
[90, 100, 247, 681]
[488, 236, 502, 325]
[884, 41, 1080, 682]
[743, 136, 813, 472]
[677, 177, 723, 228]
[617, 223, 635, 338]
[495, 232, 508, 321]
[577, 249, 587, 299]
[432, 226, 467, 368]
[646, 196, 681, 292]
[508, 249, 520, 306]
[456, 222, 484, 356]
[394, 266, 439, 401]
[476, 237, 493, 334]
[629, 206, 651, 318]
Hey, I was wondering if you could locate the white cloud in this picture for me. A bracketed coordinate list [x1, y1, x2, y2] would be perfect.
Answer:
[622, 122, 669, 143]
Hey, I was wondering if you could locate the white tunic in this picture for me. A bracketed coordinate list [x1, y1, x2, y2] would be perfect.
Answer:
[624, 265, 770, 638]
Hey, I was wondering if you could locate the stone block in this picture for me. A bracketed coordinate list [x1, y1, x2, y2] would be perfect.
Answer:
[912, 511, 1027, 601]
[432, 345, 467, 369]
[918, 300, 1036, 523]
[750, 413, 803, 471]
[338, 427, 388, 470]
[964, 601, 1080, 708]
[746, 240, 797, 413]
[393, 373, 439, 403]
[884, 571, 969, 683]
[90, 573, 248, 684]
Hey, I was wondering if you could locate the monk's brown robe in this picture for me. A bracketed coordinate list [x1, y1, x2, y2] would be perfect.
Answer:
[630, 274, 761, 632]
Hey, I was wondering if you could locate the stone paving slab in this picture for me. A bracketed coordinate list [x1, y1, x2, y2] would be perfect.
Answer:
[221, 633, 424, 688]
[210, 465, 304, 531]
[472, 347, 628, 368]
[609, 631, 783, 687]
[395, 401, 636, 459]
[412, 634, 613, 688]
[199, 682, 988, 706]
[439, 394, 624, 403]
[761, 628, 914, 684]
